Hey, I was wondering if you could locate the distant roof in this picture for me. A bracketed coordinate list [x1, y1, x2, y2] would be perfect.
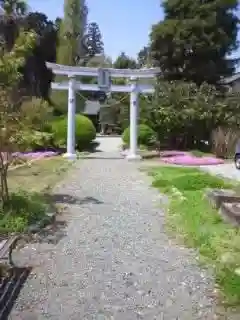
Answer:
[222, 73, 240, 84]
[83, 100, 101, 115]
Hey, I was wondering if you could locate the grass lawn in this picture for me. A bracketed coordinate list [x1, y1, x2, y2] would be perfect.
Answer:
[149, 165, 240, 305]
[0, 156, 73, 234]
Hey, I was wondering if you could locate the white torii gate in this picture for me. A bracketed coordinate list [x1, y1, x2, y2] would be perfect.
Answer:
[46, 62, 160, 160]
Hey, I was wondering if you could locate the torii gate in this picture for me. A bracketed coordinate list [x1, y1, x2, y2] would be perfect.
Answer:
[46, 62, 160, 160]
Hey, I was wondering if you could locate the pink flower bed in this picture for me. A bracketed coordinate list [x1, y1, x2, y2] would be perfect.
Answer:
[160, 150, 188, 158]
[160, 151, 224, 166]
[13, 151, 59, 159]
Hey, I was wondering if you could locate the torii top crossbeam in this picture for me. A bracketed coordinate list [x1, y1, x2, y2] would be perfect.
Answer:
[46, 62, 160, 78]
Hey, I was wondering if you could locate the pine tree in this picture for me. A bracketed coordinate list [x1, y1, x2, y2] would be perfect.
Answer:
[85, 22, 104, 57]
[150, 0, 239, 85]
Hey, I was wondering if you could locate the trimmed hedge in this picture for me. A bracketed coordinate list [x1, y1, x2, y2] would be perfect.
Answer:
[122, 124, 157, 147]
[51, 114, 96, 150]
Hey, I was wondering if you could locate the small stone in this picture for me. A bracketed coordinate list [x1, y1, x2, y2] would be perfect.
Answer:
[137, 290, 144, 296]
[165, 299, 173, 308]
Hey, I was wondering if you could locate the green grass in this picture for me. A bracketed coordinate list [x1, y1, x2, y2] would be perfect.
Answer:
[0, 192, 48, 233]
[0, 156, 73, 234]
[150, 166, 240, 305]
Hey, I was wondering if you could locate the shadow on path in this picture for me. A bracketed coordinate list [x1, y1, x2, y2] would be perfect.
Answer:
[45, 194, 104, 206]
[33, 219, 67, 245]
[32, 195, 105, 245]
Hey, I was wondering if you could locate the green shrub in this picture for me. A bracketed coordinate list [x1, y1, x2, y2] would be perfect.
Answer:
[0, 191, 47, 233]
[21, 97, 53, 131]
[12, 98, 54, 151]
[51, 114, 96, 150]
[19, 130, 54, 151]
[140, 81, 240, 150]
[122, 124, 157, 147]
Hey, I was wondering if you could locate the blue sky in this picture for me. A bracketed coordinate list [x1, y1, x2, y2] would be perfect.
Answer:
[28, 0, 163, 60]
[29, 0, 239, 63]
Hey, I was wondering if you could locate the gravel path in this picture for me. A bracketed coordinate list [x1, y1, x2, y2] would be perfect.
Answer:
[95, 136, 122, 153]
[200, 163, 240, 181]
[10, 151, 218, 319]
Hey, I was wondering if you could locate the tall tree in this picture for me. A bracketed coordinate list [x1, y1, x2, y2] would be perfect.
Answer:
[137, 46, 150, 67]
[54, 17, 62, 32]
[150, 0, 239, 85]
[85, 22, 104, 57]
[0, 0, 28, 50]
[22, 12, 59, 99]
[114, 52, 137, 69]
[52, 0, 87, 113]
[57, 0, 88, 65]
[0, 2, 60, 101]
[77, 0, 88, 59]
[0, 0, 27, 16]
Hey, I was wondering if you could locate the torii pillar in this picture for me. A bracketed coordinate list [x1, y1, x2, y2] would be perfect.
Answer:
[63, 75, 77, 159]
[126, 76, 141, 160]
